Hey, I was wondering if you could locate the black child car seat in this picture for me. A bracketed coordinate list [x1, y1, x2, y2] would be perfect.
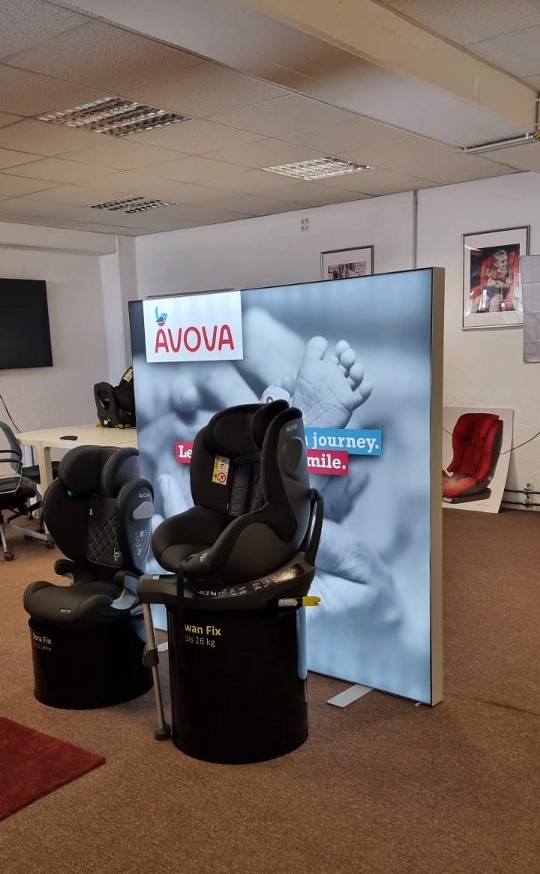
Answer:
[151, 399, 316, 590]
[23, 445, 154, 708]
[137, 400, 323, 762]
[94, 366, 136, 429]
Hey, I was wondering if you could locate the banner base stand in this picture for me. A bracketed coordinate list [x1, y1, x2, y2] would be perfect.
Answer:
[327, 684, 372, 708]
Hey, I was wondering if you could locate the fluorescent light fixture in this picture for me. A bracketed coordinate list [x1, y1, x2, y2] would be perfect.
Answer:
[39, 98, 189, 137]
[89, 196, 176, 214]
[462, 130, 540, 155]
[262, 156, 373, 181]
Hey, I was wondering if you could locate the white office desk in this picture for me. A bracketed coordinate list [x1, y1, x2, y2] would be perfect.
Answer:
[17, 425, 138, 491]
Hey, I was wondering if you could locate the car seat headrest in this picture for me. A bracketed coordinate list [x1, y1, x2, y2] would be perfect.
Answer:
[251, 399, 289, 447]
[58, 445, 118, 495]
[100, 448, 140, 495]
[260, 405, 306, 505]
[58, 446, 139, 497]
[203, 403, 259, 459]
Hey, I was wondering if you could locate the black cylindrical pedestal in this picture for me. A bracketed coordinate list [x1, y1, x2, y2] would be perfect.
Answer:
[29, 616, 153, 709]
[167, 605, 308, 764]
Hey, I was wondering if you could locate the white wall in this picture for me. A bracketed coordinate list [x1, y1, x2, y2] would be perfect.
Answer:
[135, 175, 540, 494]
[2, 174, 537, 489]
[135, 193, 414, 293]
[417, 173, 540, 495]
[0, 223, 118, 432]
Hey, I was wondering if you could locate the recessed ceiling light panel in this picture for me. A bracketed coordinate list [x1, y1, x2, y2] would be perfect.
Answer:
[89, 196, 176, 214]
[39, 98, 189, 137]
[262, 156, 373, 181]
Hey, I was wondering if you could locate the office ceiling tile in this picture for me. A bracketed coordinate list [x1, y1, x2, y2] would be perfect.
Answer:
[0, 0, 537, 236]
[85, 169, 178, 194]
[1, 157, 120, 184]
[0, 147, 44, 170]
[476, 143, 540, 173]
[319, 167, 439, 196]
[14, 183, 142, 207]
[123, 118, 262, 154]
[467, 26, 540, 78]
[187, 191, 305, 216]
[0, 196, 67, 218]
[204, 138, 328, 169]
[148, 155, 253, 184]
[420, 158, 518, 185]
[0, 112, 22, 128]
[4, 20, 204, 92]
[524, 74, 540, 89]
[342, 137, 470, 178]
[0, 64, 108, 116]
[0, 119, 99, 155]
[60, 140, 186, 171]
[384, 0, 540, 46]
[285, 117, 414, 152]
[133, 201, 254, 224]
[0, 173, 60, 197]
[92, 173, 225, 203]
[123, 62, 288, 118]
[179, 165, 311, 195]
[250, 182, 369, 207]
[37, 204, 171, 226]
[209, 94, 358, 138]
[0, 0, 86, 59]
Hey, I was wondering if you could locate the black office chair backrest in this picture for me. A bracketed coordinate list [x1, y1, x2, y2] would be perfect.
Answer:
[43, 445, 153, 581]
[0, 420, 22, 476]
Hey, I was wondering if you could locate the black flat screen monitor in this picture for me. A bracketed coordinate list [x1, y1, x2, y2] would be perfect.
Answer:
[0, 278, 53, 369]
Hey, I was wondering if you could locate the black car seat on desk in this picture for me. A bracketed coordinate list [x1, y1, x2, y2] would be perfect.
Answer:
[23, 445, 154, 709]
[94, 366, 136, 429]
[138, 400, 323, 763]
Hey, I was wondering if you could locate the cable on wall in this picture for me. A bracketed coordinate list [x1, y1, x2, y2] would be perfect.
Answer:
[0, 392, 21, 433]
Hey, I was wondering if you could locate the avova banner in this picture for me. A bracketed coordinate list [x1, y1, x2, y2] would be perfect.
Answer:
[130, 268, 444, 704]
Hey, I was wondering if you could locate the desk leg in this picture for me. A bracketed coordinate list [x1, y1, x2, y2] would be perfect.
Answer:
[36, 445, 54, 492]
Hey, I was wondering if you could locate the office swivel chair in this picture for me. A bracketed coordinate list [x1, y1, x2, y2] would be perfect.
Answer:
[442, 412, 503, 503]
[0, 421, 53, 560]
[23, 445, 154, 708]
[138, 400, 323, 763]
[94, 366, 136, 429]
[0, 419, 59, 524]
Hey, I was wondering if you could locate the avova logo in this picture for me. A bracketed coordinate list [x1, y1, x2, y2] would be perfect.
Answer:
[143, 291, 244, 363]
[155, 306, 167, 327]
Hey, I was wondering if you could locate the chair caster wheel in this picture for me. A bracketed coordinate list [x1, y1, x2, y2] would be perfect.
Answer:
[4, 552, 14, 561]
[46, 541, 55, 549]
[154, 724, 171, 741]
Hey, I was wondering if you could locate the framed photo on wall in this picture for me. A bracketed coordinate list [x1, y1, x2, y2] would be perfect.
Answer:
[462, 226, 529, 329]
[321, 245, 374, 280]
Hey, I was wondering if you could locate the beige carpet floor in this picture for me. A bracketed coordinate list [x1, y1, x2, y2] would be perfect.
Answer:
[0, 508, 538, 874]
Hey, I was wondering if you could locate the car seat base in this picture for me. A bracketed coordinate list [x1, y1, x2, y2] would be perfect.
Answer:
[29, 616, 152, 709]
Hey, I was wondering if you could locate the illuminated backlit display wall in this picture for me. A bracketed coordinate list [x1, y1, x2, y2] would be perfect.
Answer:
[130, 268, 444, 704]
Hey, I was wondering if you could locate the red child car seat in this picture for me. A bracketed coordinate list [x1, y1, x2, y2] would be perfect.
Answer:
[442, 413, 503, 503]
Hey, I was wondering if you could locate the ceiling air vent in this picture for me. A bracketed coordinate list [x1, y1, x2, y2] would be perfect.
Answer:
[262, 156, 373, 181]
[39, 98, 189, 137]
[89, 196, 176, 214]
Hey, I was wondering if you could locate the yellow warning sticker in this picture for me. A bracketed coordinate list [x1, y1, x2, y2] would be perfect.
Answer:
[212, 455, 230, 485]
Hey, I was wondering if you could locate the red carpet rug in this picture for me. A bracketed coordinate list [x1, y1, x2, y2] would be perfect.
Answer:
[0, 716, 105, 820]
